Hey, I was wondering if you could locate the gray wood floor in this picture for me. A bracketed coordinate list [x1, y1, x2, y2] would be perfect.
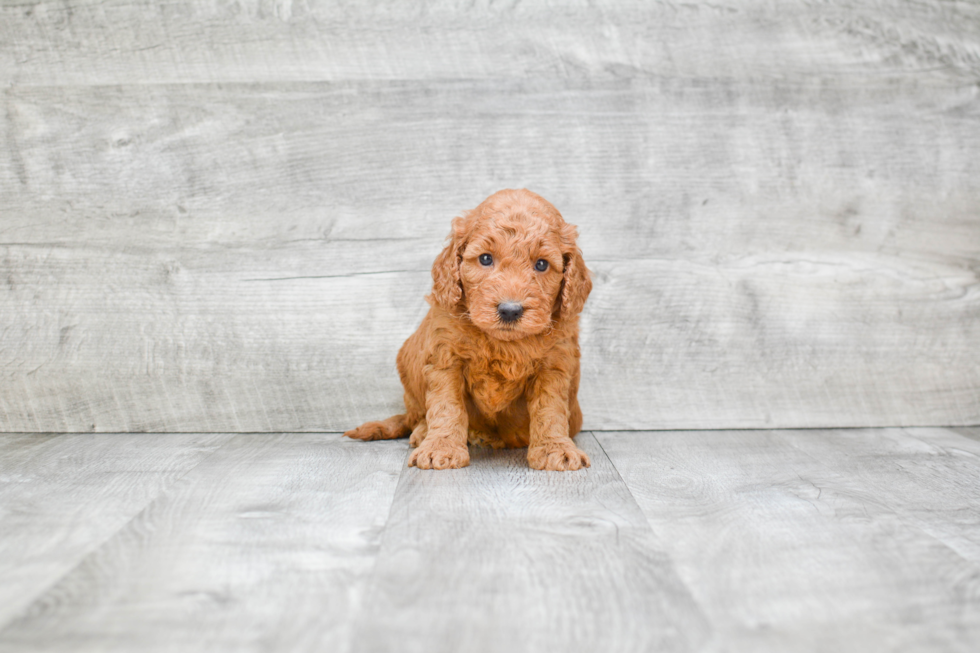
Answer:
[2, 427, 979, 653]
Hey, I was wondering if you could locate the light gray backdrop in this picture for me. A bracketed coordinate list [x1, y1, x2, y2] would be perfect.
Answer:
[1, 0, 978, 432]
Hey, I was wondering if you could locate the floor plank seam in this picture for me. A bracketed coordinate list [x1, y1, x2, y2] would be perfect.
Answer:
[345, 442, 412, 639]
[588, 431, 665, 539]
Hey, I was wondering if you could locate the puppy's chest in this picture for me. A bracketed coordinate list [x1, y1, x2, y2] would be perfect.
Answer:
[464, 358, 536, 415]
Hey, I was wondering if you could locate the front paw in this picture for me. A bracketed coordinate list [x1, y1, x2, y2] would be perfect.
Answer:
[409, 438, 470, 470]
[528, 440, 591, 471]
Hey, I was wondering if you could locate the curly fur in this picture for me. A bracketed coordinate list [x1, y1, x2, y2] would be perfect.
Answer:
[344, 189, 592, 470]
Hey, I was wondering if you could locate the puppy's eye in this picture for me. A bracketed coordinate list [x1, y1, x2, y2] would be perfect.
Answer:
[534, 259, 549, 272]
[478, 253, 493, 266]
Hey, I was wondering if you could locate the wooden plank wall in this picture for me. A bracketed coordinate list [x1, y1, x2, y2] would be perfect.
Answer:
[1, 0, 978, 432]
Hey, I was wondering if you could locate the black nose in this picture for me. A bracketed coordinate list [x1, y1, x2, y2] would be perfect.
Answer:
[497, 302, 524, 323]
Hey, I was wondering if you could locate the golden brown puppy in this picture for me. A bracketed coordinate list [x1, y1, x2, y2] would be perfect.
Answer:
[344, 189, 592, 471]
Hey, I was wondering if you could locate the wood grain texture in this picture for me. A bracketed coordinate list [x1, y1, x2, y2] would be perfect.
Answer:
[2, 0, 979, 432]
[0, 433, 406, 653]
[2, 0, 979, 86]
[350, 432, 709, 653]
[778, 427, 980, 566]
[0, 432, 233, 629]
[597, 429, 980, 653]
[3, 428, 980, 651]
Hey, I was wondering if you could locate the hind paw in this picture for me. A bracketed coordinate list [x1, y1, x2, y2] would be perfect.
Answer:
[344, 417, 410, 441]
[344, 422, 388, 440]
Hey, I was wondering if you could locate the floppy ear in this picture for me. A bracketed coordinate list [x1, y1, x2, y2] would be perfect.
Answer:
[428, 216, 468, 313]
[556, 223, 592, 319]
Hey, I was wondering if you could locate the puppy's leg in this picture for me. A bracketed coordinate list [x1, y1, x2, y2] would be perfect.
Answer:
[526, 369, 590, 471]
[403, 391, 426, 446]
[409, 366, 470, 469]
[344, 414, 411, 441]
[409, 419, 428, 447]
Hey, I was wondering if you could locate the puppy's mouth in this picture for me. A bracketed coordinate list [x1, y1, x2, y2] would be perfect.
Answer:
[487, 323, 528, 341]
[489, 315, 548, 341]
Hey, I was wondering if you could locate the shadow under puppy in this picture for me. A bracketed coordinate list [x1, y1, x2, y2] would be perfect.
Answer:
[345, 189, 592, 471]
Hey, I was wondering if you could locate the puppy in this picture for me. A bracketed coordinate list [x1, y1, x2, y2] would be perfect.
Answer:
[344, 189, 592, 471]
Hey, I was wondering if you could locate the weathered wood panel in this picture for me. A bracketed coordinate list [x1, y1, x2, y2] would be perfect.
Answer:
[1, 0, 979, 431]
[598, 428, 980, 653]
[0, 432, 233, 628]
[0, 433, 405, 652]
[350, 433, 709, 653]
[2, 0, 979, 86]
